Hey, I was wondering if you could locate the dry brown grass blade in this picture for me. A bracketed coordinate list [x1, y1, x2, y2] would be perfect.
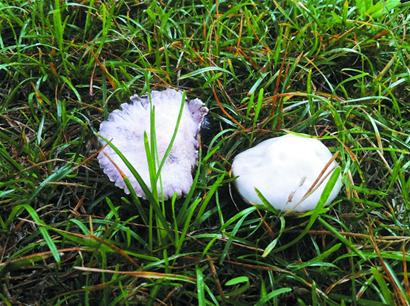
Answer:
[74, 266, 195, 283]
[309, 230, 410, 244]
[90, 234, 139, 267]
[0, 247, 87, 268]
[89, 49, 117, 90]
[212, 86, 245, 130]
[103, 150, 127, 179]
[207, 255, 225, 301]
[296, 151, 340, 207]
[369, 227, 408, 306]
[256, 208, 275, 239]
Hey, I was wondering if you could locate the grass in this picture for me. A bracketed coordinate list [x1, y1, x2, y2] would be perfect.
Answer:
[0, 0, 409, 304]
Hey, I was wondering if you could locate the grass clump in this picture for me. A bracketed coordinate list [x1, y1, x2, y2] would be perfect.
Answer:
[0, 0, 409, 305]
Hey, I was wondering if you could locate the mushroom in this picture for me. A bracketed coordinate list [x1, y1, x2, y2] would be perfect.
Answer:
[232, 134, 342, 212]
[97, 89, 208, 199]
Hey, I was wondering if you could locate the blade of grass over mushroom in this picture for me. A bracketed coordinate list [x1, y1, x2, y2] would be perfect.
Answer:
[255, 188, 283, 215]
[272, 167, 342, 254]
[100, 149, 148, 225]
[144, 129, 168, 248]
[143, 98, 162, 249]
[96, 135, 155, 204]
[296, 154, 340, 205]
[147, 95, 158, 198]
[154, 91, 186, 184]
[144, 131, 159, 198]
[96, 134, 165, 228]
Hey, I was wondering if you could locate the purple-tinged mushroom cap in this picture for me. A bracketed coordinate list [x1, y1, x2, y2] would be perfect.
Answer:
[97, 89, 208, 199]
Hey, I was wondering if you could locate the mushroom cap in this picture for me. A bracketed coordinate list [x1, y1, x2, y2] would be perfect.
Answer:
[97, 89, 208, 199]
[232, 134, 343, 212]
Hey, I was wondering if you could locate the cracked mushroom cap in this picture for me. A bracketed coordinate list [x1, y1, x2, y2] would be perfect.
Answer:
[232, 134, 343, 212]
[98, 89, 208, 199]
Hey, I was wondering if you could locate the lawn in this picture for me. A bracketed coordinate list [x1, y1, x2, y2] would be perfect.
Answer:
[0, 0, 409, 305]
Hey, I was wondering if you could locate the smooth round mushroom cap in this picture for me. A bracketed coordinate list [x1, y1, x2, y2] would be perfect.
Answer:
[97, 89, 208, 199]
[232, 134, 343, 212]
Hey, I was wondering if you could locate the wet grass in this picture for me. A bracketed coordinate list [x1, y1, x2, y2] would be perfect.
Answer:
[0, 0, 409, 305]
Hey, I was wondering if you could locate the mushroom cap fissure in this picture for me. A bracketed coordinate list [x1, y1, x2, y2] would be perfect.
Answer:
[232, 134, 343, 212]
[98, 89, 208, 198]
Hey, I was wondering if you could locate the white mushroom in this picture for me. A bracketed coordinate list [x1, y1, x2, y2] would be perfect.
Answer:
[232, 134, 343, 212]
[97, 89, 208, 199]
